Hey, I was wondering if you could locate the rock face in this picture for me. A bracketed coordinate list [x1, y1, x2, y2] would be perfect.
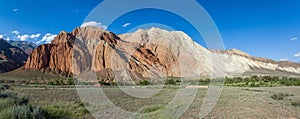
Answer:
[24, 31, 74, 77]
[212, 49, 300, 74]
[0, 39, 28, 73]
[24, 27, 300, 80]
[8, 41, 37, 55]
[120, 28, 300, 77]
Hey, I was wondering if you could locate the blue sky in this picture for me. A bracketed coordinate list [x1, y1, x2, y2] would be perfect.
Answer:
[0, 0, 300, 62]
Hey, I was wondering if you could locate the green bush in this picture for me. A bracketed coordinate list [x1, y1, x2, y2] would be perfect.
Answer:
[271, 93, 290, 100]
[139, 105, 163, 113]
[54, 79, 60, 85]
[31, 106, 45, 119]
[225, 76, 300, 87]
[42, 103, 89, 118]
[9, 106, 45, 119]
[0, 92, 46, 119]
[139, 80, 151, 85]
[0, 86, 89, 119]
[291, 100, 300, 107]
[67, 78, 75, 85]
[199, 78, 210, 85]
[0, 84, 9, 92]
[49, 79, 72, 85]
[14, 105, 35, 119]
[249, 82, 256, 87]
[59, 79, 65, 85]
[48, 81, 54, 85]
[0, 91, 14, 98]
[165, 78, 176, 85]
[99, 80, 111, 86]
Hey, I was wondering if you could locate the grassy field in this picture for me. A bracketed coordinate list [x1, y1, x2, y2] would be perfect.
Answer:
[2, 84, 298, 118]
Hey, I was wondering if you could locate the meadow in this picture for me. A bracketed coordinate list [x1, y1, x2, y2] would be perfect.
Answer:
[0, 75, 300, 118]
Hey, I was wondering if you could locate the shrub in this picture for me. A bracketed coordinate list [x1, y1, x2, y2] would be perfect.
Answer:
[15, 95, 29, 105]
[99, 80, 111, 86]
[48, 81, 54, 85]
[0, 91, 15, 98]
[67, 78, 75, 85]
[225, 76, 300, 87]
[7, 105, 46, 119]
[165, 78, 176, 85]
[49, 79, 68, 85]
[14, 105, 35, 119]
[53, 79, 60, 85]
[139, 80, 150, 85]
[31, 106, 45, 119]
[199, 78, 210, 85]
[59, 79, 65, 85]
[249, 82, 256, 87]
[251, 75, 259, 81]
[0, 92, 28, 106]
[139, 105, 163, 113]
[262, 76, 272, 82]
[42, 103, 89, 118]
[291, 100, 300, 107]
[0, 92, 46, 119]
[0, 84, 9, 92]
[271, 93, 290, 100]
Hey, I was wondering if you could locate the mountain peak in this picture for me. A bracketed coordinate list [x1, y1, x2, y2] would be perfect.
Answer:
[227, 48, 250, 57]
[23, 27, 300, 79]
[0, 39, 28, 73]
[148, 27, 168, 32]
[0, 38, 6, 43]
[212, 48, 251, 58]
[71, 26, 106, 35]
[0, 38, 12, 48]
[7, 40, 37, 55]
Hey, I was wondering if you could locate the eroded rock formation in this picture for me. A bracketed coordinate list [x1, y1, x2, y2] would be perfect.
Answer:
[24, 27, 300, 81]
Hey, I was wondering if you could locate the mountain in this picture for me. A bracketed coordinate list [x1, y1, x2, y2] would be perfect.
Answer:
[8, 41, 37, 55]
[24, 31, 74, 77]
[0, 39, 28, 73]
[24, 27, 300, 81]
[119, 28, 300, 77]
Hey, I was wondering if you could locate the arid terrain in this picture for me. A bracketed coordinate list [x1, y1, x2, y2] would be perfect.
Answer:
[2, 83, 299, 118]
[1, 0, 300, 118]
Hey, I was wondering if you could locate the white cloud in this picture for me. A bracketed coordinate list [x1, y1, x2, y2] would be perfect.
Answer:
[6, 37, 10, 41]
[15, 33, 41, 41]
[12, 30, 20, 35]
[80, 21, 107, 30]
[294, 52, 300, 57]
[0, 34, 3, 39]
[291, 37, 298, 41]
[13, 9, 19, 12]
[30, 34, 41, 39]
[17, 34, 30, 41]
[35, 33, 57, 44]
[122, 23, 131, 28]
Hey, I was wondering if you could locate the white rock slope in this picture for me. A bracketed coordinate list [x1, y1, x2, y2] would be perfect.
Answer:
[119, 28, 300, 77]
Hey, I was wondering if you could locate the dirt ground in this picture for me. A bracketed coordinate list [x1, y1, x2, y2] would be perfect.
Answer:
[10, 85, 300, 118]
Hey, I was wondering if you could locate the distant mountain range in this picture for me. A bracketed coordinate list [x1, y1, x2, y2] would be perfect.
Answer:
[19, 26, 300, 81]
[0, 39, 28, 73]
[7, 40, 37, 55]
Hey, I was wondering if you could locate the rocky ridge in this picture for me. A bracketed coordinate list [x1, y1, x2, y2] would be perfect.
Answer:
[24, 27, 300, 80]
[0, 39, 28, 73]
[8, 40, 37, 55]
